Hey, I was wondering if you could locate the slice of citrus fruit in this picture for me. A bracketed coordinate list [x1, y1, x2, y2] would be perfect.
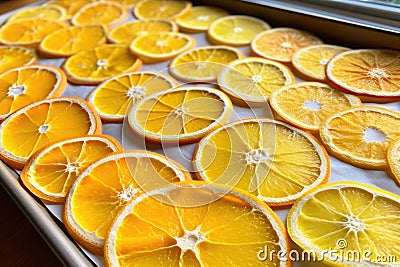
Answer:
[101, 0, 141, 8]
[269, 82, 361, 134]
[287, 181, 400, 266]
[105, 181, 292, 266]
[217, 57, 295, 106]
[87, 71, 178, 122]
[39, 25, 107, 58]
[175, 6, 229, 32]
[193, 118, 330, 207]
[0, 64, 67, 120]
[0, 46, 37, 74]
[0, 97, 102, 170]
[45, 0, 95, 19]
[133, 0, 192, 20]
[64, 150, 191, 254]
[63, 44, 143, 85]
[208, 15, 271, 46]
[251, 27, 323, 64]
[292, 44, 350, 81]
[107, 19, 178, 45]
[326, 49, 400, 103]
[169, 45, 244, 82]
[320, 106, 400, 170]
[7, 5, 67, 22]
[129, 32, 195, 64]
[71, 1, 127, 27]
[21, 134, 122, 203]
[128, 86, 233, 144]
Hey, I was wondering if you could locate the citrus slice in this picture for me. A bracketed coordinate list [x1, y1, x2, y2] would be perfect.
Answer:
[0, 46, 37, 74]
[128, 87, 233, 144]
[129, 32, 195, 64]
[193, 118, 330, 207]
[100, 0, 141, 8]
[105, 181, 292, 266]
[39, 25, 107, 58]
[287, 181, 400, 266]
[387, 139, 400, 186]
[0, 18, 67, 48]
[251, 27, 323, 64]
[87, 71, 178, 122]
[64, 150, 191, 254]
[7, 5, 67, 22]
[208, 15, 271, 46]
[169, 45, 244, 82]
[0, 65, 67, 121]
[45, 0, 95, 19]
[292, 44, 350, 81]
[133, 0, 192, 20]
[217, 57, 295, 106]
[326, 49, 400, 103]
[71, 1, 127, 27]
[0, 97, 102, 170]
[21, 135, 122, 203]
[320, 106, 400, 170]
[269, 82, 361, 134]
[63, 44, 143, 85]
[175, 6, 229, 32]
[107, 19, 178, 45]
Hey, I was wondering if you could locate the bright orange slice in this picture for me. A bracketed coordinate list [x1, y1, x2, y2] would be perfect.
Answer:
[7, 5, 67, 22]
[0, 97, 102, 170]
[0, 46, 37, 74]
[387, 139, 400, 186]
[175, 6, 229, 32]
[64, 150, 191, 254]
[45, 0, 95, 19]
[21, 135, 122, 203]
[101, 0, 141, 8]
[133, 0, 192, 20]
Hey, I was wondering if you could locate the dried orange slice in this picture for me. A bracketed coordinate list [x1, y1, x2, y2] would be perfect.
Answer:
[251, 27, 323, 64]
[107, 19, 178, 45]
[292, 44, 350, 81]
[175, 6, 229, 32]
[101, 0, 141, 8]
[45, 0, 95, 19]
[288, 181, 400, 266]
[269, 82, 361, 134]
[133, 0, 192, 20]
[63, 44, 143, 85]
[320, 106, 400, 170]
[326, 49, 400, 103]
[0, 65, 67, 121]
[7, 5, 67, 22]
[129, 32, 195, 64]
[71, 1, 127, 27]
[169, 45, 244, 82]
[193, 118, 330, 207]
[217, 57, 295, 106]
[0, 46, 37, 74]
[87, 71, 178, 122]
[0, 97, 102, 170]
[105, 181, 292, 266]
[64, 150, 191, 254]
[39, 25, 107, 58]
[208, 15, 271, 46]
[128, 87, 233, 144]
[21, 135, 122, 203]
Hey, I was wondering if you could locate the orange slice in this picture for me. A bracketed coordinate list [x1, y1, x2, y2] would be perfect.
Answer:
[0, 65, 67, 121]
[217, 57, 295, 106]
[128, 86, 233, 144]
[129, 32, 195, 64]
[0, 46, 37, 74]
[287, 181, 400, 266]
[107, 19, 178, 45]
[292, 44, 350, 81]
[45, 0, 95, 19]
[169, 45, 244, 82]
[251, 27, 323, 64]
[320, 106, 400, 170]
[175, 6, 229, 32]
[208, 15, 271, 46]
[63, 44, 143, 85]
[133, 0, 192, 20]
[21, 135, 122, 203]
[7, 5, 67, 22]
[87, 71, 178, 122]
[64, 150, 191, 254]
[100, 0, 141, 8]
[193, 118, 330, 207]
[269, 82, 361, 134]
[104, 181, 292, 266]
[39, 25, 107, 58]
[326, 49, 400, 103]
